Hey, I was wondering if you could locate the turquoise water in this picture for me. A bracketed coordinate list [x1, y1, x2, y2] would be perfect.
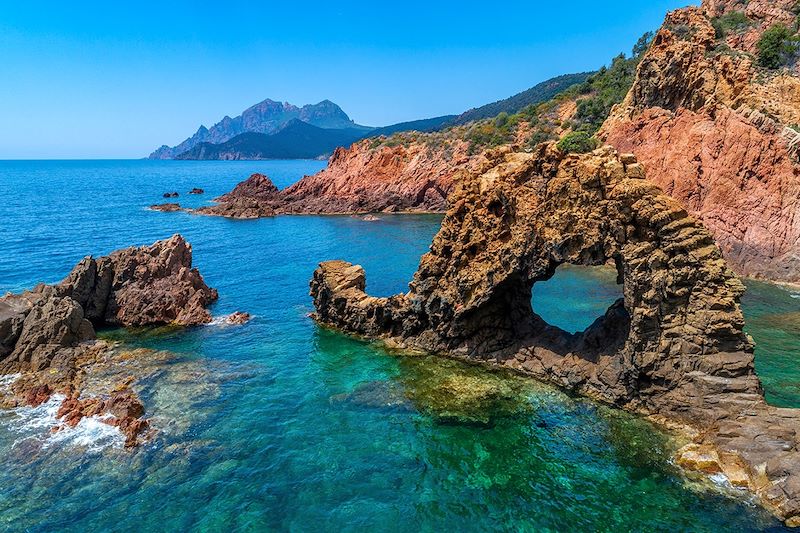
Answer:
[0, 160, 798, 531]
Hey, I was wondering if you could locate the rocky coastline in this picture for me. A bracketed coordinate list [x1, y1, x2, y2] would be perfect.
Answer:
[172, 0, 800, 287]
[0, 235, 217, 447]
[309, 144, 800, 526]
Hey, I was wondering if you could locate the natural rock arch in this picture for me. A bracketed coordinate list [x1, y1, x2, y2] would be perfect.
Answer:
[311, 143, 800, 525]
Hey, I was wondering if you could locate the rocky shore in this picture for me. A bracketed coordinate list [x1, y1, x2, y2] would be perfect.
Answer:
[170, 141, 481, 220]
[309, 144, 800, 526]
[0, 235, 217, 447]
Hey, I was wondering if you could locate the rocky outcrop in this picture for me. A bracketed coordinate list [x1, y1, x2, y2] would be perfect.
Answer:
[601, 0, 800, 282]
[0, 235, 217, 447]
[57, 234, 218, 327]
[276, 140, 472, 213]
[193, 173, 278, 219]
[310, 144, 800, 525]
[189, 140, 482, 218]
[224, 312, 251, 325]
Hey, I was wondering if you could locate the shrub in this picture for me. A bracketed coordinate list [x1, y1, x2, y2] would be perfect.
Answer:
[557, 132, 597, 154]
[712, 11, 752, 38]
[757, 24, 799, 69]
[668, 24, 695, 40]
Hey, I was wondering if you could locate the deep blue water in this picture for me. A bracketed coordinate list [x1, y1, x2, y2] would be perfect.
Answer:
[0, 160, 798, 531]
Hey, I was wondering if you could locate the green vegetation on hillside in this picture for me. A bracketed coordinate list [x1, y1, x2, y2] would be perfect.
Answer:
[711, 11, 752, 39]
[757, 24, 799, 69]
[370, 31, 654, 156]
[451, 72, 593, 125]
[557, 131, 598, 154]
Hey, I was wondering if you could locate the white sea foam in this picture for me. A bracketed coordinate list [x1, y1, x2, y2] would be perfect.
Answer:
[8, 393, 124, 452]
[209, 313, 254, 326]
[0, 373, 21, 392]
[45, 413, 124, 452]
[708, 473, 733, 488]
[791, 293, 800, 300]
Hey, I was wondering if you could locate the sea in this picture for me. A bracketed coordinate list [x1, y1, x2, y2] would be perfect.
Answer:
[0, 159, 798, 531]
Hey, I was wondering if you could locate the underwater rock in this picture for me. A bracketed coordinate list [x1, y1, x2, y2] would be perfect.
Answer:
[310, 143, 800, 525]
[331, 380, 412, 411]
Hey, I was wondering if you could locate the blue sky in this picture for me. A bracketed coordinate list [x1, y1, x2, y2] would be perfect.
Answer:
[0, 0, 696, 159]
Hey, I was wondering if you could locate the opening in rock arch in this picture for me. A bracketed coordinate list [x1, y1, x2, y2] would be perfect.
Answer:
[531, 264, 623, 334]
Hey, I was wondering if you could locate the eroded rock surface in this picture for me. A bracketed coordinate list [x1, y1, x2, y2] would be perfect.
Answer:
[310, 144, 800, 525]
[57, 234, 218, 327]
[602, 0, 800, 282]
[0, 234, 217, 447]
[187, 141, 482, 218]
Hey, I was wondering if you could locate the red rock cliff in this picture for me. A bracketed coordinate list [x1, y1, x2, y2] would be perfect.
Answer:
[601, 0, 800, 282]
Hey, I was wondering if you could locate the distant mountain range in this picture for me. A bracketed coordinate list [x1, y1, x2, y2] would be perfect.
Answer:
[148, 99, 370, 159]
[175, 119, 367, 160]
[149, 73, 592, 160]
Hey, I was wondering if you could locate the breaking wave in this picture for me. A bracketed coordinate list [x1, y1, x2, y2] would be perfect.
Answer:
[8, 394, 124, 452]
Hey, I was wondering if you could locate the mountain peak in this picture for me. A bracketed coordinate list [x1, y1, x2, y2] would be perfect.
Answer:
[148, 98, 369, 159]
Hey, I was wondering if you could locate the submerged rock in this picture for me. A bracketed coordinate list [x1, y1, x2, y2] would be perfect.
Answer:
[224, 312, 251, 325]
[309, 143, 800, 525]
[149, 203, 182, 212]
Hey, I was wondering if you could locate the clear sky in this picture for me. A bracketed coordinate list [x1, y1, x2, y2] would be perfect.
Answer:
[0, 0, 696, 159]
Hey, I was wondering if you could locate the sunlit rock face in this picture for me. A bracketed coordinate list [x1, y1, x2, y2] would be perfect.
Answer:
[310, 144, 800, 526]
[601, 0, 800, 283]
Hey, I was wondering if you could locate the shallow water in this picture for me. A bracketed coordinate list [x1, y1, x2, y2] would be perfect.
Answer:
[0, 160, 798, 531]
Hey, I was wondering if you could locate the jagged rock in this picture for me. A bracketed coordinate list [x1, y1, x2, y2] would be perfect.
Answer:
[275, 142, 470, 214]
[185, 140, 480, 218]
[601, 0, 800, 283]
[57, 234, 218, 327]
[149, 203, 183, 212]
[192, 174, 278, 218]
[55, 387, 148, 447]
[217, 173, 278, 201]
[310, 144, 800, 525]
